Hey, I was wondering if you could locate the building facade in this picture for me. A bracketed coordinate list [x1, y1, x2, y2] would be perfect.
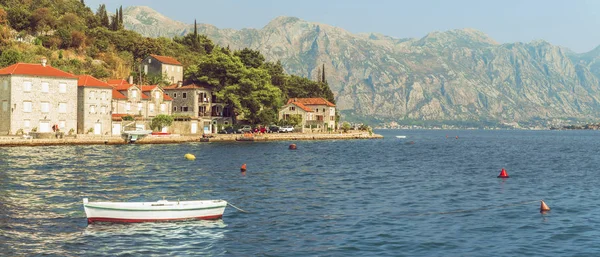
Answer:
[163, 82, 233, 134]
[278, 98, 336, 132]
[141, 55, 183, 84]
[77, 75, 112, 135]
[0, 60, 78, 135]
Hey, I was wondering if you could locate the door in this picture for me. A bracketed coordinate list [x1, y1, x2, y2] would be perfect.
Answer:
[39, 122, 50, 132]
[112, 123, 121, 135]
[94, 123, 102, 135]
[191, 122, 198, 134]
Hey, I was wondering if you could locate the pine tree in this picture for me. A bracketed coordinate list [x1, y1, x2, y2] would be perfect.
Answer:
[194, 19, 198, 38]
[119, 6, 123, 29]
[81, 0, 85, 5]
[322, 63, 326, 84]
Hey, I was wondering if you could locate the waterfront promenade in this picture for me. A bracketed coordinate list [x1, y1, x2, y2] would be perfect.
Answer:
[0, 132, 382, 147]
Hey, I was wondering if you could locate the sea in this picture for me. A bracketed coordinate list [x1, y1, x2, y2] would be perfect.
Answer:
[2, 129, 600, 256]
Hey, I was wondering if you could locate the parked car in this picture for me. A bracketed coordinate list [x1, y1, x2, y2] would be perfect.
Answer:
[237, 125, 252, 133]
[218, 127, 235, 134]
[268, 125, 279, 133]
[279, 125, 294, 133]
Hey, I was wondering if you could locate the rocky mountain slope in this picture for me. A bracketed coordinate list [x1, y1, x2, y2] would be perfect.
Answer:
[124, 6, 600, 126]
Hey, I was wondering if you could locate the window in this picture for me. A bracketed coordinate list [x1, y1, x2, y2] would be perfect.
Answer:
[89, 91, 95, 99]
[59, 83, 66, 93]
[125, 102, 131, 111]
[182, 106, 188, 112]
[144, 65, 148, 74]
[330, 116, 335, 121]
[41, 102, 50, 113]
[23, 101, 32, 112]
[148, 58, 152, 63]
[149, 103, 155, 112]
[137, 103, 142, 111]
[101, 106, 106, 114]
[171, 66, 174, 72]
[101, 91, 107, 100]
[3, 80, 7, 91]
[1, 101, 6, 112]
[289, 106, 295, 111]
[58, 103, 67, 113]
[155, 91, 160, 99]
[24, 120, 30, 128]
[183, 93, 187, 99]
[177, 67, 181, 72]
[23, 81, 32, 92]
[173, 106, 177, 111]
[316, 108, 319, 112]
[90, 105, 95, 114]
[59, 120, 65, 129]
[41, 82, 49, 92]
[160, 103, 165, 112]
[323, 108, 325, 112]
[131, 90, 137, 98]
[173, 93, 177, 98]
[330, 108, 335, 115]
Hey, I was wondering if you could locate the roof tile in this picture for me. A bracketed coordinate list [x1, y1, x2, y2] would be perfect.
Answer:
[150, 55, 182, 65]
[0, 63, 76, 78]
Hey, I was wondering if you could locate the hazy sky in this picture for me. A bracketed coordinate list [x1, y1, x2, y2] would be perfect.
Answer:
[86, 0, 600, 53]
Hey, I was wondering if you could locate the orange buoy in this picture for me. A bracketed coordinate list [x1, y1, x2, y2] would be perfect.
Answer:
[455, 136, 459, 139]
[497, 168, 509, 178]
[289, 144, 297, 150]
[240, 163, 247, 172]
[540, 200, 550, 212]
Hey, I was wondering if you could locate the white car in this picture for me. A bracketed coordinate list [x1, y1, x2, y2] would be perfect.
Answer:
[279, 125, 294, 133]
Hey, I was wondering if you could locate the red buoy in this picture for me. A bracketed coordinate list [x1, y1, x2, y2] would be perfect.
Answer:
[289, 144, 297, 150]
[497, 168, 509, 178]
[240, 163, 247, 172]
[540, 200, 550, 213]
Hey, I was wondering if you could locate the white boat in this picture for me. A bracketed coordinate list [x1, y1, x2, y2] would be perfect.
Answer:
[83, 198, 227, 224]
[396, 135, 407, 139]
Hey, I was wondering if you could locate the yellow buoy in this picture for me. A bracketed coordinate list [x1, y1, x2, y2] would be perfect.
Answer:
[184, 153, 196, 160]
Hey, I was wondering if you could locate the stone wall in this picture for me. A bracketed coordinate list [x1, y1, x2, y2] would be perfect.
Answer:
[78, 87, 112, 135]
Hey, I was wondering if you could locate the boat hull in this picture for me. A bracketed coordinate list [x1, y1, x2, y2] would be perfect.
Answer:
[84, 199, 227, 224]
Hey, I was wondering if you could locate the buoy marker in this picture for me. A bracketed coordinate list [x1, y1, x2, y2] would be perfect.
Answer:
[184, 153, 195, 160]
[540, 200, 550, 213]
[497, 168, 509, 178]
[240, 163, 247, 172]
[289, 144, 297, 150]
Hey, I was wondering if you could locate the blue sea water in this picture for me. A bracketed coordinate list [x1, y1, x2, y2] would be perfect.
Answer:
[2, 129, 600, 256]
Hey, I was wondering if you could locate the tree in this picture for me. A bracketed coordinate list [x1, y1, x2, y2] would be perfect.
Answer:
[96, 4, 109, 28]
[0, 8, 7, 25]
[70, 30, 86, 48]
[341, 122, 351, 133]
[234, 48, 265, 69]
[30, 8, 56, 34]
[7, 7, 31, 31]
[0, 49, 23, 67]
[150, 114, 174, 131]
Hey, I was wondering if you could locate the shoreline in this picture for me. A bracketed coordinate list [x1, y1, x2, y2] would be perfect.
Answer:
[0, 132, 383, 147]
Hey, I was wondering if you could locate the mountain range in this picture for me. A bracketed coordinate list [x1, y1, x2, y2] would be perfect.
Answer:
[123, 6, 600, 127]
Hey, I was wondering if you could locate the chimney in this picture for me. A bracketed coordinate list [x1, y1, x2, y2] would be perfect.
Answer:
[177, 81, 183, 88]
[128, 76, 133, 85]
[41, 58, 47, 67]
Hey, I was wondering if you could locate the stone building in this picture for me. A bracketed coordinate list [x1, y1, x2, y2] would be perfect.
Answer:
[163, 82, 233, 134]
[278, 98, 336, 132]
[77, 75, 112, 135]
[107, 78, 172, 134]
[141, 55, 183, 84]
[0, 59, 78, 135]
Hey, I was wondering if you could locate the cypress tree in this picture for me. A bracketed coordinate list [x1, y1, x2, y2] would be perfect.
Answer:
[322, 63, 326, 84]
[119, 6, 123, 29]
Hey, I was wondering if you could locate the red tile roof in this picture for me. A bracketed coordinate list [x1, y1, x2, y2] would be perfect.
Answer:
[77, 75, 111, 88]
[150, 55, 182, 65]
[290, 102, 313, 112]
[113, 84, 135, 91]
[112, 89, 127, 100]
[287, 97, 335, 107]
[107, 79, 131, 87]
[163, 94, 173, 101]
[0, 63, 76, 78]
[140, 85, 157, 91]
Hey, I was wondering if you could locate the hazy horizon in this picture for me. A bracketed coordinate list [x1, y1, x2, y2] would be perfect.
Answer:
[86, 0, 600, 53]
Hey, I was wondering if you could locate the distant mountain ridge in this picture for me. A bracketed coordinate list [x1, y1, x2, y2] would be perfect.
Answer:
[124, 6, 600, 126]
